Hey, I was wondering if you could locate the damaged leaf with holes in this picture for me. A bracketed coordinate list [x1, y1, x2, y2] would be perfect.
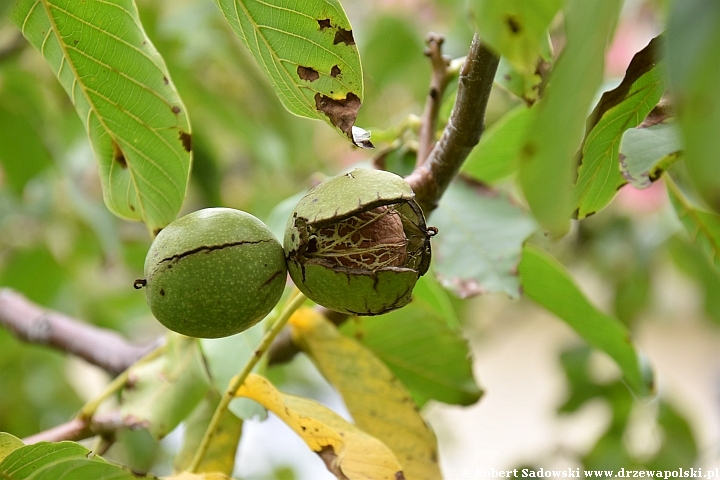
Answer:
[214, 0, 371, 147]
[284, 169, 435, 315]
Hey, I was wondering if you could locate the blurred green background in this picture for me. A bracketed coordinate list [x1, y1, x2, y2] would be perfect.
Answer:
[1, 0, 718, 478]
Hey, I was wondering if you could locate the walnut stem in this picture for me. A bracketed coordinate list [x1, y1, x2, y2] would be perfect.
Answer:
[406, 34, 500, 215]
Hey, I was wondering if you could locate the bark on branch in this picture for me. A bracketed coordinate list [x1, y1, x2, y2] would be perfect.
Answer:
[0, 288, 158, 375]
[406, 34, 499, 215]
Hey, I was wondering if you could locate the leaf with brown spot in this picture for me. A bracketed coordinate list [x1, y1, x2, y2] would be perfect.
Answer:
[298, 65, 320, 82]
[471, 0, 562, 74]
[9, 0, 193, 234]
[214, 0, 369, 146]
[236, 373, 404, 480]
[112, 140, 127, 169]
[315, 92, 361, 138]
[334, 27, 355, 46]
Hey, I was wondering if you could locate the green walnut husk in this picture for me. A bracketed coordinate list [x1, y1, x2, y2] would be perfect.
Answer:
[142, 208, 287, 338]
[284, 168, 434, 315]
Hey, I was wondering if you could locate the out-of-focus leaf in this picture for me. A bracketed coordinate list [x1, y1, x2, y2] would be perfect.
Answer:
[0, 433, 23, 463]
[412, 274, 461, 330]
[25, 458, 156, 480]
[667, 181, 720, 266]
[121, 334, 210, 439]
[362, 15, 427, 100]
[431, 180, 537, 298]
[201, 324, 267, 420]
[519, 245, 651, 395]
[619, 123, 682, 189]
[646, 403, 698, 470]
[0, 441, 98, 479]
[493, 56, 543, 104]
[462, 104, 531, 184]
[291, 308, 441, 480]
[0, 248, 65, 306]
[667, 235, 720, 323]
[173, 390, 242, 476]
[518, 0, 622, 236]
[572, 37, 665, 218]
[0, 106, 52, 195]
[166, 473, 230, 480]
[667, 0, 720, 214]
[340, 299, 481, 407]
[214, 0, 368, 146]
[471, 0, 562, 75]
[613, 266, 651, 327]
[236, 373, 404, 480]
[9, 0, 192, 233]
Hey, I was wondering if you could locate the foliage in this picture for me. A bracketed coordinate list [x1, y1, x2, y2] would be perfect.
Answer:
[0, 0, 717, 478]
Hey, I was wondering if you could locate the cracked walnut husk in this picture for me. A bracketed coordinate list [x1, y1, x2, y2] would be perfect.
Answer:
[284, 168, 435, 315]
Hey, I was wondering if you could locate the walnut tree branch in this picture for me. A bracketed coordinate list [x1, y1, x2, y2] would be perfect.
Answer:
[406, 34, 499, 215]
[22, 411, 146, 445]
[416, 33, 452, 166]
[0, 288, 159, 376]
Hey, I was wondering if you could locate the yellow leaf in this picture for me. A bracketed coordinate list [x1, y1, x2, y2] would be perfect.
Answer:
[236, 374, 403, 480]
[290, 308, 442, 480]
[173, 390, 242, 476]
[164, 472, 230, 480]
[0, 432, 24, 462]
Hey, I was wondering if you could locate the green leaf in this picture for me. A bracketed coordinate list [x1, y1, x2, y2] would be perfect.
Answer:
[412, 274, 461, 331]
[0, 441, 97, 479]
[471, 0, 562, 75]
[519, 245, 651, 395]
[572, 37, 665, 218]
[121, 334, 210, 439]
[667, 0, 720, 214]
[430, 180, 537, 298]
[493, 55, 544, 104]
[174, 390, 243, 476]
[26, 458, 157, 480]
[619, 123, 682, 189]
[214, 0, 368, 146]
[9, 0, 192, 233]
[0, 433, 23, 463]
[667, 180, 720, 266]
[461, 104, 531, 184]
[340, 299, 481, 407]
[518, 0, 622, 236]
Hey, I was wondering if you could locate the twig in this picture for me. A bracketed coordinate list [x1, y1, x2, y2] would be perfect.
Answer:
[406, 34, 500, 215]
[0, 288, 159, 375]
[21, 411, 145, 445]
[188, 291, 308, 473]
[416, 33, 452, 166]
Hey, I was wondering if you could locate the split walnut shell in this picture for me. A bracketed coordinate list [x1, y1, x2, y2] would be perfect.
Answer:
[140, 208, 287, 339]
[284, 168, 435, 315]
